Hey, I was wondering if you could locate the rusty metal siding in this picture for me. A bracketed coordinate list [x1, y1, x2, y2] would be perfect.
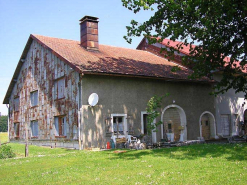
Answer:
[8, 40, 79, 141]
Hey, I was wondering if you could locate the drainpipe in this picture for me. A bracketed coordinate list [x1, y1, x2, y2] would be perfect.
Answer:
[78, 75, 83, 150]
[78, 81, 81, 150]
[6, 104, 9, 142]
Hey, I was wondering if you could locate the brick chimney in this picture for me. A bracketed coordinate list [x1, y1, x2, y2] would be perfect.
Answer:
[80, 16, 99, 50]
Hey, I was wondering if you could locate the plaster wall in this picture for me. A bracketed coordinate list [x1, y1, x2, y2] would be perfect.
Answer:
[80, 75, 215, 148]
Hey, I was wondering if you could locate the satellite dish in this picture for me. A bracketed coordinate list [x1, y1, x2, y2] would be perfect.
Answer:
[88, 93, 99, 106]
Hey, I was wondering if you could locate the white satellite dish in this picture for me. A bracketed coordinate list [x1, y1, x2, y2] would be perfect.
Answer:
[88, 93, 99, 106]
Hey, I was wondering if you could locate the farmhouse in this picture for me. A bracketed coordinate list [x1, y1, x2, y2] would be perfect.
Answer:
[3, 16, 217, 149]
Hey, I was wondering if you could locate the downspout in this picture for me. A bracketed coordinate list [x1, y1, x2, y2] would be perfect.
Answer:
[78, 74, 83, 150]
[78, 81, 81, 150]
[6, 104, 9, 142]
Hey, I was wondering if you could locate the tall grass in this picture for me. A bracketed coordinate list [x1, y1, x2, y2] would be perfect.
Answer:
[0, 143, 247, 184]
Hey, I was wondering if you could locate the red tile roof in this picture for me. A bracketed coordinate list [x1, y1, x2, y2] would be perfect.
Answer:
[159, 38, 195, 56]
[32, 34, 211, 81]
[155, 38, 246, 73]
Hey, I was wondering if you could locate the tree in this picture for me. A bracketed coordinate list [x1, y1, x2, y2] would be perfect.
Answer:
[122, 0, 247, 97]
[0, 116, 8, 132]
[146, 94, 169, 142]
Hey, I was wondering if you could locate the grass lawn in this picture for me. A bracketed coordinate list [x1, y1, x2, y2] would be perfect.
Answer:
[0, 132, 8, 143]
[0, 143, 247, 184]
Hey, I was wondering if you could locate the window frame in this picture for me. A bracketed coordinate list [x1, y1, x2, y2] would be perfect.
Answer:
[111, 114, 127, 138]
[54, 116, 67, 138]
[141, 111, 157, 143]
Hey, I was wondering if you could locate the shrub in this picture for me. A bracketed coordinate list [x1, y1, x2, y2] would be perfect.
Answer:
[0, 145, 16, 159]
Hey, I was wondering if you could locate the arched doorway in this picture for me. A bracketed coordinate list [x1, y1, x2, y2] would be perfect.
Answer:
[199, 111, 216, 140]
[161, 105, 187, 142]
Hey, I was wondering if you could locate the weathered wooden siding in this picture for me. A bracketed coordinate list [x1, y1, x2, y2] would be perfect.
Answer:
[8, 40, 80, 142]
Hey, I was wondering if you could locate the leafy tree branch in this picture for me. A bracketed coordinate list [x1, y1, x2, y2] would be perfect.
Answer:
[122, 0, 247, 97]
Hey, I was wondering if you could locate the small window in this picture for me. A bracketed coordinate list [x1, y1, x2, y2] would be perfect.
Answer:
[55, 78, 65, 99]
[30, 120, 38, 137]
[14, 97, 20, 112]
[14, 123, 20, 137]
[30, 91, 38, 107]
[54, 116, 67, 137]
[168, 123, 172, 133]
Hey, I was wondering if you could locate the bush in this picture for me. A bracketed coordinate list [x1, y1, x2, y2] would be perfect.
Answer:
[0, 145, 16, 159]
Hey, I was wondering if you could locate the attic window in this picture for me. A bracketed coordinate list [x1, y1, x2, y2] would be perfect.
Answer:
[55, 77, 65, 99]
[30, 90, 38, 107]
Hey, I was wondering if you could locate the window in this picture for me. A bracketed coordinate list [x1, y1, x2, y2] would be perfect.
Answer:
[54, 116, 67, 137]
[168, 123, 173, 133]
[14, 97, 19, 111]
[113, 117, 124, 135]
[55, 78, 65, 99]
[14, 123, 20, 137]
[30, 120, 38, 137]
[30, 90, 38, 107]
[143, 114, 148, 135]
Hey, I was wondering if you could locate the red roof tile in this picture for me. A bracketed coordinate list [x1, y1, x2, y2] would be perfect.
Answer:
[32, 34, 211, 81]
[156, 38, 246, 73]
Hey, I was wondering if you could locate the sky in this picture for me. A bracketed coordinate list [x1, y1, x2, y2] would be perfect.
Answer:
[0, 0, 154, 115]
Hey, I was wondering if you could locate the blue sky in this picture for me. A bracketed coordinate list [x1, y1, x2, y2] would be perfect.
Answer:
[0, 0, 154, 115]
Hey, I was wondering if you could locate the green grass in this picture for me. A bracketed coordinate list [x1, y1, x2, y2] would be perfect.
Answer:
[0, 132, 8, 143]
[0, 143, 247, 184]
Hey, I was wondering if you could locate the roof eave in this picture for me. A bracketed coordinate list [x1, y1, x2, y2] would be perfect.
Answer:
[3, 36, 33, 104]
[82, 71, 215, 84]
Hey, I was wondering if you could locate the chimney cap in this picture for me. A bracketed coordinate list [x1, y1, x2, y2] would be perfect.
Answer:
[79, 16, 99, 23]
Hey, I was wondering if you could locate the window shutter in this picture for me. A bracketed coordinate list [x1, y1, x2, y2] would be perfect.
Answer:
[57, 78, 65, 99]
[63, 117, 67, 136]
[34, 121, 38, 136]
